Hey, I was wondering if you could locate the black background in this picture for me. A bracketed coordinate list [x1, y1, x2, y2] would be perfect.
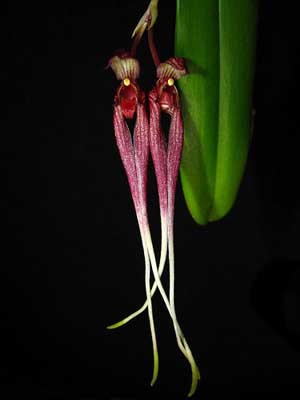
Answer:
[2, 1, 300, 399]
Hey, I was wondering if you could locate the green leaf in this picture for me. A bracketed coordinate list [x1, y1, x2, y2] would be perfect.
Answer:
[175, 0, 258, 224]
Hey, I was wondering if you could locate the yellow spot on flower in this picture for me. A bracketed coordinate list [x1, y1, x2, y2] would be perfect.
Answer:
[123, 78, 131, 86]
[167, 78, 174, 86]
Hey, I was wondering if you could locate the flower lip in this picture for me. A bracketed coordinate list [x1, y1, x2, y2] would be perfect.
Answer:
[157, 57, 187, 80]
[115, 80, 141, 120]
[155, 79, 179, 115]
[155, 57, 187, 114]
[109, 50, 140, 81]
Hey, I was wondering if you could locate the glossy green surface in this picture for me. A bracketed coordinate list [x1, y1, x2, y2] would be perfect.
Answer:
[175, 0, 258, 224]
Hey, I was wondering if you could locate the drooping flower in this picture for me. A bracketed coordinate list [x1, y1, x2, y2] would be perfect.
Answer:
[107, 1, 200, 396]
[150, 57, 201, 397]
[108, 50, 159, 385]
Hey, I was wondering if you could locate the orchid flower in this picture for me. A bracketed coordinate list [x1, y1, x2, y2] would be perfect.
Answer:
[148, 56, 201, 396]
[108, 50, 160, 385]
[107, 0, 200, 396]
